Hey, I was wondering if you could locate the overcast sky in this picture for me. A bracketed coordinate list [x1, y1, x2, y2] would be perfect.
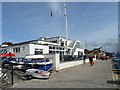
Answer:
[2, 2, 118, 49]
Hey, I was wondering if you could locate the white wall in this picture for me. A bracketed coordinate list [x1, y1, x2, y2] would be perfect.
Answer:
[44, 53, 60, 70]
[4, 43, 50, 58]
[59, 58, 96, 70]
[59, 60, 83, 70]
[43, 53, 96, 71]
[6, 44, 29, 58]
[29, 44, 49, 55]
[67, 40, 72, 46]
[74, 48, 84, 55]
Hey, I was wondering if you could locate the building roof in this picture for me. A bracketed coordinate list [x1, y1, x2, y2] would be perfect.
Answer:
[2, 36, 80, 47]
[9, 39, 38, 46]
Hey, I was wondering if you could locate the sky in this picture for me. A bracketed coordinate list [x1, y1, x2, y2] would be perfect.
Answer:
[0, 2, 2, 44]
[2, 2, 118, 49]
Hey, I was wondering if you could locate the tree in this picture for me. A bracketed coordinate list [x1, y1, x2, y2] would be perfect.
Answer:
[1, 42, 13, 45]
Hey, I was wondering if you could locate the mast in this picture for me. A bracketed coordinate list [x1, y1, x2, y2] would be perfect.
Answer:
[85, 40, 87, 49]
[64, 2, 68, 55]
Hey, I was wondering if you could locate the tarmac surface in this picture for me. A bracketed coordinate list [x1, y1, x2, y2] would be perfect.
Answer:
[7, 59, 116, 88]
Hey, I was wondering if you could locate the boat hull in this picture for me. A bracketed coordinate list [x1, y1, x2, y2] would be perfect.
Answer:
[26, 69, 50, 79]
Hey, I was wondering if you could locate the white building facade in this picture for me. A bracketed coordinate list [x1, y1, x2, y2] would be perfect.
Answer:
[1, 36, 87, 70]
[1, 36, 84, 59]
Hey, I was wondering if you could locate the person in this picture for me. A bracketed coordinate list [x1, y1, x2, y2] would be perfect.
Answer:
[89, 56, 94, 66]
[9, 52, 12, 58]
[83, 55, 86, 64]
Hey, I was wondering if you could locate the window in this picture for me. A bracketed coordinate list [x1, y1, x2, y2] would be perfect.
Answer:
[22, 47, 25, 50]
[53, 47, 55, 49]
[49, 50, 52, 54]
[13, 48, 15, 52]
[56, 51, 59, 53]
[52, 40, 57, 43]
[13, 47, 20, 53]
[0, 49, 7, 54]
[35, 48, 43, 55]
[78, 51, 83, 56]
[61, 42, 64, 46]
[49, 46, 52, 49]
[75, 42, 80, 48]
[53, 51, 55, 54]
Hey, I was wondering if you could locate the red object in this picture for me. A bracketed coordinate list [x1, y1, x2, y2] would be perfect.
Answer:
[99, 56, 108, 60]
[38, 71, 43, 74]
[0, 53, 15, 58]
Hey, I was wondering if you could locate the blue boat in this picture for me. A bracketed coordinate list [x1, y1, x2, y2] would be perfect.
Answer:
[112, 53, 120, 69]
[2, 58, 53, 72]
[36, 64, 53, 71]
[23, 59, 53, 71]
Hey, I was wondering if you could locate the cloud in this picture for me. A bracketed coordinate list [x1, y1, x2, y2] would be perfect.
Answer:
[86, 22, 118, 42]
[49, 2, 60, 11]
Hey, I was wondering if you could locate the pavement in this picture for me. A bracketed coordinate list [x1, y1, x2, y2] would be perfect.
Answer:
[8, 59, 116, 88]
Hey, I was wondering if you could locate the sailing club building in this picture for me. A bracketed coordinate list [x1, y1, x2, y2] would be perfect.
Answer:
[1, 36, 96, 70]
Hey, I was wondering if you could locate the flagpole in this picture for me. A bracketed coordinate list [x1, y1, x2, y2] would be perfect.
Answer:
[85, 40, 87, 49]
[64, 2, 68, 55]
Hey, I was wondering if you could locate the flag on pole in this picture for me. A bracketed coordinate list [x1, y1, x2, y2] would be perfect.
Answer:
[50, 10, 52, 17]
[50, 9, 59, 17]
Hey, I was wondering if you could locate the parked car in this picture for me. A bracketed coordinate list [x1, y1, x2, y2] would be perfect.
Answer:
[99, 56, 108, 60]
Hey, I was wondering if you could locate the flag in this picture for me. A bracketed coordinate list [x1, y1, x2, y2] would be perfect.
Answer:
[50, 9, 60, 17]
[50, 10, 52, 17]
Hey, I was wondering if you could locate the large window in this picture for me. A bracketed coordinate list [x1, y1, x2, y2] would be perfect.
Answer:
[49, 50, 52, 54]
[76, 42, 80, 48]
[35, 48, 43, 55]
[53, 47, 55, 49]
[49, 46, 52, 49]
[61, 42, 64, 46]
[13, 47, 20, 53]
[0, 49, 7, 54]
[51, 40, 57, 43]
[49, 46, 65, 54]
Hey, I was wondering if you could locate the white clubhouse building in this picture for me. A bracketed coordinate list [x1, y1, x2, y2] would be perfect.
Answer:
[1, 36, 94, 70]
[1, 36, 84, 58]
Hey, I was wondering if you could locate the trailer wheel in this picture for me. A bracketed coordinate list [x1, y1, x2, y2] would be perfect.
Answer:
[26, 75, 32, 80]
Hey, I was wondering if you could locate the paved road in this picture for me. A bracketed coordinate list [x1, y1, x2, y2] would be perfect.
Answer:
[10, 59, 114, 88]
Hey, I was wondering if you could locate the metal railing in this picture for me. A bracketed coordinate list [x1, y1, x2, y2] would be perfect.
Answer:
[60, 55, 83, 63]
[0, 65, 14, 89]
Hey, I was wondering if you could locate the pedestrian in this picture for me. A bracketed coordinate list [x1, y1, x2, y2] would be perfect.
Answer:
[89, 56, 94, 66]
[83, 55, 86, 64]
[9, 52, 12, 58]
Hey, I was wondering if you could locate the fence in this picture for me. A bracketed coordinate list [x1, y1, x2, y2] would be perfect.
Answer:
[1, 64, 14, 89]
[1, 63, 28, 89]
[60, 55, 83, 63]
